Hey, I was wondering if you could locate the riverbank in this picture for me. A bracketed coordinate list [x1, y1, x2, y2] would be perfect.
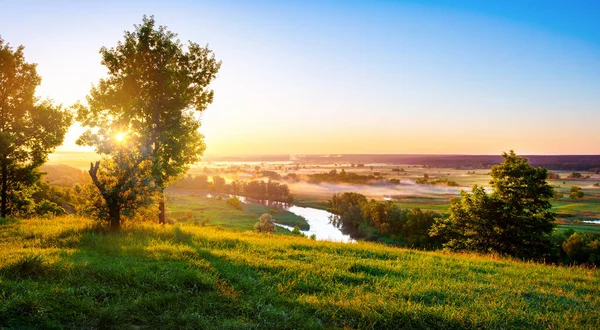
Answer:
[166, 190, 310, 231]
[1, 216, 598, 329]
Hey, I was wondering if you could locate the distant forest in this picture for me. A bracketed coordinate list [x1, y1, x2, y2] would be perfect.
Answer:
[205, 154, 600, 171]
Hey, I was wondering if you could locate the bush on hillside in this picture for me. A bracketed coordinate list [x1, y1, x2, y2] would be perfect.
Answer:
[226, 197, 243, 210]
[254, 213, 275, 233]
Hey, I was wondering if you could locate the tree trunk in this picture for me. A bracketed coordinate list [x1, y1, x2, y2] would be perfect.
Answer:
[158, 185, 165, 225]
[1, 163, 7, 218]
[159, 197, 165, 225]
[89, 161, 121, 231]
[108, 204, 121, 232]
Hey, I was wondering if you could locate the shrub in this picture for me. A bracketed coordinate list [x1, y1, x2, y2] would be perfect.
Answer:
[292, 225, 306, 237]
[226, 197, 243, 210]
[569, 186, 584, 199]
[254, 213, 275, 233]
[34, 200, 66, 217]
[562, 232, 600, 265]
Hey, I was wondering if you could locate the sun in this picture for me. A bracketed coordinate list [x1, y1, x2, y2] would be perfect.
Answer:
[115, 132, 126, 142]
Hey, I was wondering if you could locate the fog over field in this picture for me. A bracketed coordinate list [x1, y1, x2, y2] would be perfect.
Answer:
[288, 181, 462, 198]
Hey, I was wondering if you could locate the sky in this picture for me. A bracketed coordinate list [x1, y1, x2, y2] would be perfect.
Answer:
[1, 0, 599, 155]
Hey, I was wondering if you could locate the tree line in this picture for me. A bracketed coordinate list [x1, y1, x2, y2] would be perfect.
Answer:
[171, 175, 293, 202]
[329, 192, 440, 249]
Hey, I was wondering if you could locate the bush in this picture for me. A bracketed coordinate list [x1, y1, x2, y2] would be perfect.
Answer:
[254, 213, 275, 233]
[562, 232, 600, 265]
[569, 186, 584, 199]
[34, 200, 66, 217]
[291, 225, 306, 237]
[226, 197, 243, 210]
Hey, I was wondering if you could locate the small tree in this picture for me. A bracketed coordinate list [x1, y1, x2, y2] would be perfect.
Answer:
[431, 151, 555, 259]
[226, 197, 243, 210]
[0, 37, 73, 218]
[569, 186, 584, 199]
[254, 213, 275, 233]
[75, 149, 156, 231]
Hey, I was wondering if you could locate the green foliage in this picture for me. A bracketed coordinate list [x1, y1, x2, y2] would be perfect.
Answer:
[562, 232, 600, 265]
[172, 175, 293, 202]
[570, 186, 584, 199]
[329, 192, 439, 248]
[226, 197, 243, 210]
[0, 37, 72, 218]
[74, 153, 157, 230]
[308, 171, 383, 184]
[568, 172, 583, 179]
[432, 151, 555, 260]
[547, 172, 561, 180]
[291, 225, 306, 237]
[34, 200, 66, 217]
[254, 213, 275, 233]
[75, 15, 221, 226]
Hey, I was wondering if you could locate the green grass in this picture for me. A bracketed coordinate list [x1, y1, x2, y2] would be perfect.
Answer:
[1, 216, 599, 329]
[166, 190, 309, 230]
[555, 223, 600, 235]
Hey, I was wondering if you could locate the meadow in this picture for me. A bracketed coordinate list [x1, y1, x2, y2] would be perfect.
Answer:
[1, 216, 598, 329]
[165, 189, 309, 231]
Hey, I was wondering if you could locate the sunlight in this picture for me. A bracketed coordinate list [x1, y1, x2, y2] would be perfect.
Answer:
[115, 132, 126, 142]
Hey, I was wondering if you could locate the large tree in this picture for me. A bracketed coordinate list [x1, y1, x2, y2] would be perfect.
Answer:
[76, 16, 221, 224]
[430, 151, 555, 260]
[0, 37, 72, 218]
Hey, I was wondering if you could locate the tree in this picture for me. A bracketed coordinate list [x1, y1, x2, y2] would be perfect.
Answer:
[0, 37, 72, 218]
[254, 213, 275, 233]
[76, 16, 221, 225]
[431, 151, 555, 260]
[569, 186, 584, 199]
[75, 148, 156, 231]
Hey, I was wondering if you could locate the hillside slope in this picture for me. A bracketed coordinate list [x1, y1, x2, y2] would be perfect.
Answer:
[0, 216, 598, 329]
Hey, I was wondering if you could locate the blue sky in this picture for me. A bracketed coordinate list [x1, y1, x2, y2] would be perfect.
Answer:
[1, 0, 599, 154]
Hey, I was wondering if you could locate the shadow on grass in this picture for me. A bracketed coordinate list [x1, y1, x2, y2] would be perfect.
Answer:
[1, 224, 508, 329]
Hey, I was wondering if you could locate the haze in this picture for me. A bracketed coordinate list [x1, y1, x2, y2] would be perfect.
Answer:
[2, 0, 599, 155]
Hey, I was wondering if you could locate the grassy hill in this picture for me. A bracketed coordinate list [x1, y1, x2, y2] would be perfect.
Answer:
[0, 217, 598, 329]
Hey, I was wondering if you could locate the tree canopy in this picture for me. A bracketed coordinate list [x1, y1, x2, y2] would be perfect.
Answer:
[431, 151, 555, 260]
[0, 37, 72, 217]
[76, 16, 221, 228]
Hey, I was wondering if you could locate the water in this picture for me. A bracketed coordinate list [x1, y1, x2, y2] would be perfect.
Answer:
[281, 205, 354, 243]
[208, 193, 353, 242]
[582, 220, 600, 224]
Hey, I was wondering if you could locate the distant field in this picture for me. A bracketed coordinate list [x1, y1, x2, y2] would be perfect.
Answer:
[47, 151, 100, 170]
[555, 222, 600, 235]
[1, 217, 598, 329]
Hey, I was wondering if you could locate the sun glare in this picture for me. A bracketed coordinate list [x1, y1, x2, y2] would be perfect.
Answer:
[115, 132, 125, 142]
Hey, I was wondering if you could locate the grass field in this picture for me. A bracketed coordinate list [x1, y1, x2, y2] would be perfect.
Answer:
[165, 190, 309, 231]
[0, 216, 598, 329]
[555, 222, 600, 235]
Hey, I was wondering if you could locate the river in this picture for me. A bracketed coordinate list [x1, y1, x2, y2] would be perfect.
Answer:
[207, 194, 353, 242]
